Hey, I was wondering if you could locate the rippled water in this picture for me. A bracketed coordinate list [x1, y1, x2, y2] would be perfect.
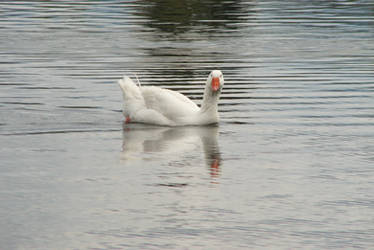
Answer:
[1, 1, 374, 249]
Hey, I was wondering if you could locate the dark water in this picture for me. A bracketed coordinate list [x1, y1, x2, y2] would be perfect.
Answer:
[1, 1, 374, 249]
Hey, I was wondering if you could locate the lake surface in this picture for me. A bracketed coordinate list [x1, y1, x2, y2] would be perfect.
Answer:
[1, 0, 374, 249]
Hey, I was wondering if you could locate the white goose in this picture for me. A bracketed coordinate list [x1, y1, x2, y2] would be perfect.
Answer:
[118, 70, 224, 126]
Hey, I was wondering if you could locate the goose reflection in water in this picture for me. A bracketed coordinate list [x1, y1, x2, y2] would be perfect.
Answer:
[121, 124, 221, 180]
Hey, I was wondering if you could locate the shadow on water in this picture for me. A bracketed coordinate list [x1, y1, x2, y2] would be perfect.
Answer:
[121, 123, 221, 181]
[126, 0, 257, 84]
[136, 0, 255, 36]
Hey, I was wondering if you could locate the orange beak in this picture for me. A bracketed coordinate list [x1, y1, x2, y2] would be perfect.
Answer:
[211, 77, 220, 91]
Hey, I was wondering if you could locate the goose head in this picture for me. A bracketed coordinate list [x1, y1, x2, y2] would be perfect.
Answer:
[207, 70, 224, 93]
[201, 70, 224, 114]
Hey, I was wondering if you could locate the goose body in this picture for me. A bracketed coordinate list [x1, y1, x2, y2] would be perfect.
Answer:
[118, 70, 224, 126]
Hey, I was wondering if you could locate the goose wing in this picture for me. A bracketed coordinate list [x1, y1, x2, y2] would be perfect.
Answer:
[140, 86, 199, 120]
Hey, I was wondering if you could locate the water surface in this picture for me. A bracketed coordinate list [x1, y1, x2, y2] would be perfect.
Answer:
[1, 1, 374, 249]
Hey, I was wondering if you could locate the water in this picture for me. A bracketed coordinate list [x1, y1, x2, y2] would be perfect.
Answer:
[1, 1, 374, 249]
